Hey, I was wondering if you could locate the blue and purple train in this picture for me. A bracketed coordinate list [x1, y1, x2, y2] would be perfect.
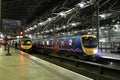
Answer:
[32, 34, 100, 60]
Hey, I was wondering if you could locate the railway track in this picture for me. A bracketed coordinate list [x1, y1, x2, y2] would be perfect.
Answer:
[29, 51, 120, 80]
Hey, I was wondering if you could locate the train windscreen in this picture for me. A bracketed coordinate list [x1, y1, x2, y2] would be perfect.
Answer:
[21, 40, 31, 45]
[82, 37, 97, 48]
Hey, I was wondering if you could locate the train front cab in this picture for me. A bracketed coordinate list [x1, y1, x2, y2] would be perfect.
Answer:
[20, 37, 32, 52]
[80, 34, 99, 60]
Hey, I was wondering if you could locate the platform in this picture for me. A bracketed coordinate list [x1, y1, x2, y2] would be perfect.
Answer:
[100, 52, 120, 60]
[0, 46, 92, 80]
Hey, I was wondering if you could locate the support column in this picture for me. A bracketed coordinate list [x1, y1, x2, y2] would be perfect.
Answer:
[21, 19, 26, 34]
[96, 4, 100, 48]
[36, 32, 38, 39]
[108, 26, 111, 42]
[53, 25, 55, 36]
[0, 0, 1, 31]
[92, 17, 94, 34]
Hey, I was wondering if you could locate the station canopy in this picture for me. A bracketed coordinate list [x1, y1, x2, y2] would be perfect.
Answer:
[2, 0, 120, 37]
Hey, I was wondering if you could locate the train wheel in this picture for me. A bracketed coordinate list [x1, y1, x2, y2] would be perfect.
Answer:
[86, 56, 95, 61]
[83, 56, 88, 61]
[68, 55, 76, 59]
[57, 52, 63, 56]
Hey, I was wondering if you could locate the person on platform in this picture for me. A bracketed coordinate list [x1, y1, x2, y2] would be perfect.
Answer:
[15, 42, 18, 49]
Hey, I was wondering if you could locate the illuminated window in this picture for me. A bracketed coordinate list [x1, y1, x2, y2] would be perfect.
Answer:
[69, 40, 72, 45]
[61, 40, 65, 46]
[43, 41, 45, 45]
[46, 40, 49, 46]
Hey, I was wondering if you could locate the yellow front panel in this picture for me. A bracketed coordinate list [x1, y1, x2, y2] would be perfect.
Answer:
[81, 34, 98, 55]
[21, 44, 32, 49]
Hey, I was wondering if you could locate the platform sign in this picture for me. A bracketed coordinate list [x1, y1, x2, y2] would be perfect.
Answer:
[2, 19, 21, 30]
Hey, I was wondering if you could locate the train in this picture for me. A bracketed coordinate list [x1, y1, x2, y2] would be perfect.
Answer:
[32, 34, 100, 60]
[8, 34, 100, 60]
[8, 37, 32, 51]
[20, 37, 32, 50]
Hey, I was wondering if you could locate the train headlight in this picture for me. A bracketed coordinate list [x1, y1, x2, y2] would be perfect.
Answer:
[27, 41, 31, 44]
[83, 50, 86, 53]
[94, 49, 98, 54]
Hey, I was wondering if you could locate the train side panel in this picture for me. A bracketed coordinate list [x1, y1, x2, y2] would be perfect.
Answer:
[31, 34, 100, 60]
[74, 35, 83, 53]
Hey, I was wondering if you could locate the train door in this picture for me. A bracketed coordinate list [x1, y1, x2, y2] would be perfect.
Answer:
[54, 37, 59, 52]
[49, 38, 54, 48]
[59, 37, 66, 49]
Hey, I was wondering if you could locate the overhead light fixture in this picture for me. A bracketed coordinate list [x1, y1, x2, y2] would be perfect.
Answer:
[89, 29, 93, 31]
[88, 32, 91, 34]
[117, 21, 120, 24]
[114, 24, 119, 29]
[62, 33, 65, 35]
[57, 33, 60, 36]
[104, 30, 108, 33]
[27, 29, 30, 32]
[63, 26, 66, 29]
[101, 27, 104, 29]
[99, 14, 106, 18]
[45, 30, 49, 33]
[99, 13, 112, 19]
[37, 32, 40, 34]
[115, 29, 117, 32]
[68, 32, 71, 34]
[30, 27, 33, 30]
[34, 25, 37, 28]
[74, 31, 77, 34]
[38, 22, 43, 26]
[86, 1, 90, 3]
[82, 30, 85, 32]
[112, 20, 115, 22]
[50, 29, 53, 32]
[59, 12, 66, 17]
[77, 2, 86, 8]
[48, 18, 52, 21]
[56, 27, 60, 30]
[71, 23, 76, 26]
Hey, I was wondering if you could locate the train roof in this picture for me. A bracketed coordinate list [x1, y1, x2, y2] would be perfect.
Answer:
[40, 34, 95, 39]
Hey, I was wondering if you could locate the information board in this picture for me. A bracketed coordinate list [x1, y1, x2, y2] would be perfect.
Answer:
[2, 19, 21, 29]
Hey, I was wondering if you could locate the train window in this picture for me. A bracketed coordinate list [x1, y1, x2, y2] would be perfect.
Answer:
[49, 40, 52, 46]
[82, 37, 97, 48]
[46, 40, 49, 46]
[61, 40, 65, 46]
[54, 39, 59, 46]
[60, 40, 65, 48]
[43, 41, 45, 45]
[21, 40, 31, 45]
[38, 41, 40, 45]
[39, 40, 42, 45]
[21, 41, 24, 44]
[27, 41, 31, 44]
[69, 39, 72, 45]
